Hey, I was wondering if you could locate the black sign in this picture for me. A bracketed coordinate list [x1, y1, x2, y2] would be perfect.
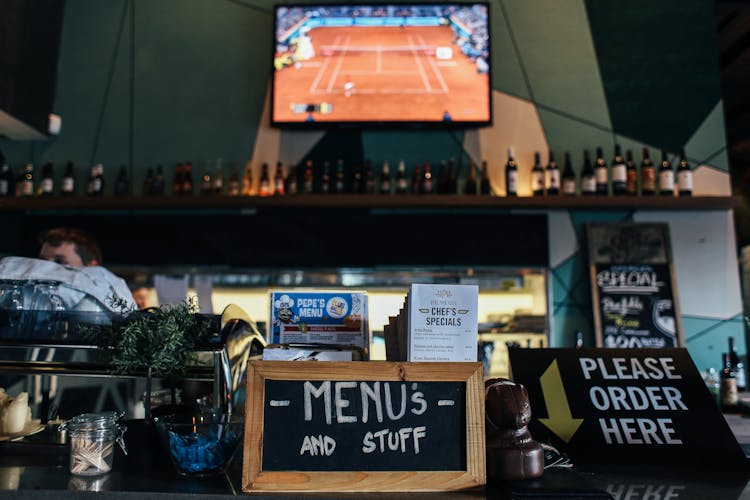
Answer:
[594, 263, 679, 348]
[509, 348, 746, 465]
[587, 223, 684, 347]
[243, 361, 486, 493]
[261, 379, 466, 471]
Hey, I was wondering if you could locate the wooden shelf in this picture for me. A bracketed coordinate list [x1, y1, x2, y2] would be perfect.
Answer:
[0, 194, 741, 213]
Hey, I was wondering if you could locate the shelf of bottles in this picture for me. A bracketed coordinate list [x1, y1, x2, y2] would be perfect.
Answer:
[0, 147, 739, 212]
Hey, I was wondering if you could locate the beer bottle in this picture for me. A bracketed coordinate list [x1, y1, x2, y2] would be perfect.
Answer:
[183, 161, 194, 195]
[721, 352, 739, 412]
[151, 164, 165, 195]
[21, 163, 34, 196]
[611, 145, 627, 195]
[677, 149, 693, 196]
[273, 161, 285, 196]
[625, 149, 638, 196]
[729, 336, 747, 391]
[395, 160, 408, 194]
[445, 158, 458, 194]
[464, 161, 477, 195]
[580, 150, 596, 196]
[594, 147, 609, 195]
[640, 147, 656, 196]
[258, 162, 271, 196]
[352, 162, 363, 193]
[421, 162, 434, 194]
[172, 163, 184, 195]
[480, 160, 492, 195]
[114, 165, 130, 196]
[436, 160, 447, 194]
[364, 160, 375, 194]
[411, 164, 422, 194]
[38, 162, 54, 196]
[227, 162, 241, 196]
[319, 160, 331, 194]
[213, 159, 224, 195]
[379, 160, 391, 195]
[285, 163, 298, 195]
[0, 159, 15, 197]
[531, 152, 544, 196]
[562, 152, 576, 196]
[143, 167, 155, 195]
[60, 161, 75, 196]
[336, 159, 347, 194]
[504, 148, 518, 197]
[0, 151, 9, 197]
[546, 151, 560, 196]
[241, 161, 253, 196]
[302, 160, 314, 194]
[200, 161, 212, 196]
[658, 149, 674, 196]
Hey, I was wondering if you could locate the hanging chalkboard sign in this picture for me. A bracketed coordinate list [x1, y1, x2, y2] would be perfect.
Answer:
[242, 360, 486, 493]
[586, 222, 684, 348]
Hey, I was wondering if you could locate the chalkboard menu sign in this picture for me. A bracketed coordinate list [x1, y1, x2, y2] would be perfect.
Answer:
[586, 223, 684, 348]
[242, 361, 486, 493]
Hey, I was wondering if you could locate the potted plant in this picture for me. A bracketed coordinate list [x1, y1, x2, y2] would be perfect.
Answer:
[84, 296, 215, 421]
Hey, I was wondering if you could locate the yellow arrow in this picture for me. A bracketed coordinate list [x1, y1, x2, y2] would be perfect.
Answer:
[538, 359, 584, 443]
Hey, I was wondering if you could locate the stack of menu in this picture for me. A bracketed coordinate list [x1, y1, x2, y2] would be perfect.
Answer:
[384, 284, 478, 362]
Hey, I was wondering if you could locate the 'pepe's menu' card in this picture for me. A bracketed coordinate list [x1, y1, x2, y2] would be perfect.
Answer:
[407, 284, 478, 362]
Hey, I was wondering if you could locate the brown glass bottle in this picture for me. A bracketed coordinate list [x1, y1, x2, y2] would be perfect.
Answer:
[640, 147, 656, 195]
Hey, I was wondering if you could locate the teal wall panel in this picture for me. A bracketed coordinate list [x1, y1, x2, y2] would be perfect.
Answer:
[503, 0, 610, 130]
[585, 0, 722, 152]
[490, 1, 531, 100]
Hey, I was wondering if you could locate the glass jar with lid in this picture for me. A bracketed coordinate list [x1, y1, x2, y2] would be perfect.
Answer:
[61, 411, 126, 476]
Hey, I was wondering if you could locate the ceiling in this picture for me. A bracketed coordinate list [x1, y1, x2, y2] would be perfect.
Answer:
[715, 0, 750, 181]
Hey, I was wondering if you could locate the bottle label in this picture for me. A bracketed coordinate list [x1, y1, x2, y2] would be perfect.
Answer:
[678, 171, 693, 191]
[563, 179, 576, 195]
[22, 181, 33, 196]
[547, 170, 560, 189]
[506, 171, 518, 194]
[659, 170, 674, 192]
[612, 164, 627, 183]
[531, 171, 544, 192]
[396, 178, 408, 192]
[381, 180, 391, 193]
[582, 176, 596, 193]
[626, 170, 638, 194]
[595, 166, 608, 184]
[92, 178, 102, 193]
[722, 377, 739, 406]
[0, 180, 7, 196]
[737, 366, 747, 391]
[41, 178, 53, 193]
[642, 169, 656, 190]
[62, 178, 74, 192]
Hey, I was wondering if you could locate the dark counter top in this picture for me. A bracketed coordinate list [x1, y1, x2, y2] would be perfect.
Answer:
[1, 425, 749, 499]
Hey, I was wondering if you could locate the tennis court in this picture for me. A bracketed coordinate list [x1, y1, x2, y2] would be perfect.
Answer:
[273, 26, 490, 122]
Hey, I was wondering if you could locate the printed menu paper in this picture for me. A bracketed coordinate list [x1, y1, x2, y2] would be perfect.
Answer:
[407, 284, 478, 362]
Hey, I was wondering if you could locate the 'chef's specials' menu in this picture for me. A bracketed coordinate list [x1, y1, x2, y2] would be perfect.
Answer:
[587, 223, 683, 348]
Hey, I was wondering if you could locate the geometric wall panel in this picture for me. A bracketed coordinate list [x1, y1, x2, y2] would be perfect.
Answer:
[685, 100, 729, 171]
[504, 0, 611, 130]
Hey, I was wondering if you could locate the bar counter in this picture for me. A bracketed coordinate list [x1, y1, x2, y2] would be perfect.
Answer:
[1, 421, 749, 499]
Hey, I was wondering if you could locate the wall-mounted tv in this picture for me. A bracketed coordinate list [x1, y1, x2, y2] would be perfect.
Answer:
[271, 3, 491, 128]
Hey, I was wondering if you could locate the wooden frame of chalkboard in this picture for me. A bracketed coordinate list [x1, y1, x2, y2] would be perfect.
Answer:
[586, 222, 685, 348]
[242, 360, 486, 493]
